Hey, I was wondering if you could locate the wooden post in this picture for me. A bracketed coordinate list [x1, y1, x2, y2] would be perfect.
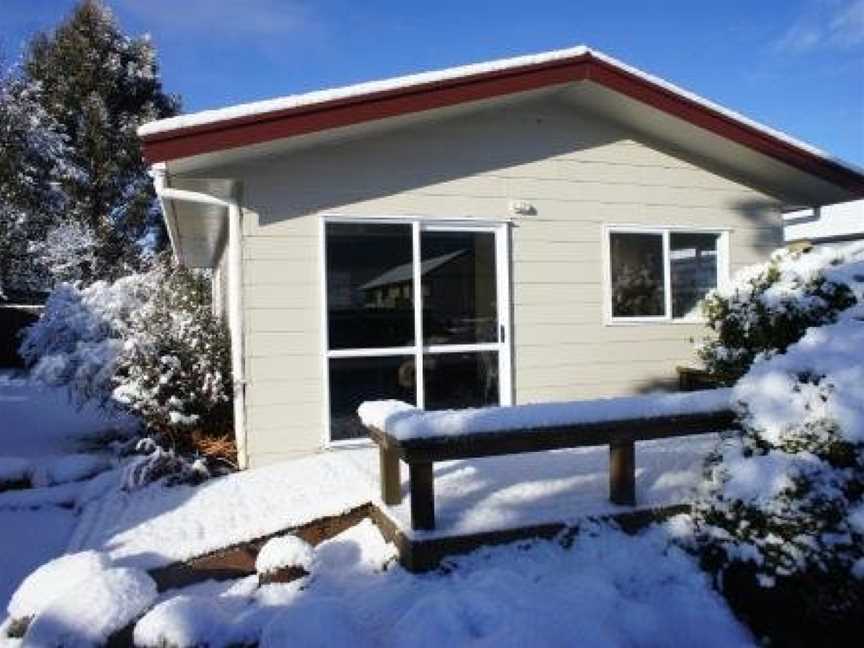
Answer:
[409, 462, 435, 531]
[609, 441, 636, 506]
[379, 445, 402, 505]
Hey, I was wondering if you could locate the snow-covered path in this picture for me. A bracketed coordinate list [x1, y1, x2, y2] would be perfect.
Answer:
[0, 371, 123, 614]
[0, 371, 121, 459]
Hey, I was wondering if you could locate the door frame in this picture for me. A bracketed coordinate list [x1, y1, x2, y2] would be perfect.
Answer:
[319, 215, 513, 448]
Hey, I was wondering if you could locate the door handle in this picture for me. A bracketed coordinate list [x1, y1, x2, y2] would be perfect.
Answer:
[499, 324, 506, 343]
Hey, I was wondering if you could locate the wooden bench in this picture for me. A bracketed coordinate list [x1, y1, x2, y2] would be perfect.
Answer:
[676, 366, 738, 391]
[367, 407, 738, 531]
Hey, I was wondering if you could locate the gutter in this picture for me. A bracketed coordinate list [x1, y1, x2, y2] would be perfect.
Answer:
[150, 166, 249, 469]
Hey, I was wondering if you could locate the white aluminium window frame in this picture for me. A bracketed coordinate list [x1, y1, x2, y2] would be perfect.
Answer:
[602, 223, 731, 325]
[319, 215, 513, 448]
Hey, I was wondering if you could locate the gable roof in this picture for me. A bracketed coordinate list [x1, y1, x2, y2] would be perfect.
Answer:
[139, 45, 864, 198]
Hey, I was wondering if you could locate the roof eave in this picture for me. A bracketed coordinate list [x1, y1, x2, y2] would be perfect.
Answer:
[141, 52, 864, 199]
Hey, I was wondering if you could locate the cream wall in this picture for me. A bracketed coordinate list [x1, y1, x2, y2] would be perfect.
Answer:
[202, 97, 783, 467]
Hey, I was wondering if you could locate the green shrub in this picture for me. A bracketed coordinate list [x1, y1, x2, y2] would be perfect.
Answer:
[696, 247, 856, 378]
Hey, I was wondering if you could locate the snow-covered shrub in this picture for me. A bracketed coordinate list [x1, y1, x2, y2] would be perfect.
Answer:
[2, 549, 157, 645]
[696, 246, 859, 378]
[7, 550, 111, 622]
[123, 438, 210, 491]
[21, 259, 234, 465]
[19, 273, 154, 406]
[256, 535, 315, 576]
[686, 247, 864, 637]
[112, 263, 233, 450]
[23, 566, 157, 647]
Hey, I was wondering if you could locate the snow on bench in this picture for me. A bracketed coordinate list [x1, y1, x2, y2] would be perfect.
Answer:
[359, 389, 733, 441]
[359, 389, 737, 531]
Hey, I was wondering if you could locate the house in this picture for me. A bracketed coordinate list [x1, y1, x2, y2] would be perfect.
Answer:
[783, 199, 864, 249]
[138, 46, 864, 468]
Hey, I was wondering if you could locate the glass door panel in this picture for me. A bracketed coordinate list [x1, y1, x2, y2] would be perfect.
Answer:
[423, 351, 499, 410]
[324, 220, 510, 443]
[421, 230, 498, 345]
[326, 222, 414, 349]
[328, 355, 416, 441]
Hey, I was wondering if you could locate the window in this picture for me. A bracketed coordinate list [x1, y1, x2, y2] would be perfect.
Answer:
[606, 227, 726, 322]
[323, 220, 511, 443]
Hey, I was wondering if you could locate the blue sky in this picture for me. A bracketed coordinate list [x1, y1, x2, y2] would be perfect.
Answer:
[5, 0, 864, 166]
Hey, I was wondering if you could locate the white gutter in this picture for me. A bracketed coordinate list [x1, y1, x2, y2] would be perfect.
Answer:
[150, 167, 249, 469]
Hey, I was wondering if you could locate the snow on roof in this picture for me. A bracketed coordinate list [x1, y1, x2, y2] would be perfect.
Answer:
[138, 45, 862, 176]
[137, 46, 589, 137]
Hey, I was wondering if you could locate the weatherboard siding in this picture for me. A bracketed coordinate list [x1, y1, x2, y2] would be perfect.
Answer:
[209, 97, 781, 467]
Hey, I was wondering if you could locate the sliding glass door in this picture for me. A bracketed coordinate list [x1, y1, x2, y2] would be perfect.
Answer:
[323, 219, 511, 442]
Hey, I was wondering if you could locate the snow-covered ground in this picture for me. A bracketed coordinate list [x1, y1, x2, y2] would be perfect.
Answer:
[0, 370, 127, 617]
[68, 434, 719, 567]
[70, 450, 373, 570]
[2, 370, 737, 645]
[131, 518, 752, 647]
[344, 436, 719, 538]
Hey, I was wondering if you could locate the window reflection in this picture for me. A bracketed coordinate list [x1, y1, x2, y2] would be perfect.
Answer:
[329, 356, 416, 440]
[670, 232, 719, 319]
[326, 223, 414, 349]
[423, 352, 499, 410]
[609, 232, 666, 317]
[421, 231, 498, 345]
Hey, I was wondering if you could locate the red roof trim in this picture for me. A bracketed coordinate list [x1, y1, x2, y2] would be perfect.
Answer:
[585, 60, 864, 194]
[142, 55, 592, 162]
[142, 54, 864, 195]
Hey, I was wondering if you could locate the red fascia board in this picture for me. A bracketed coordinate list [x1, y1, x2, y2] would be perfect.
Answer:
[142, 55, 864, 195]
[141, 56, 593, 163]
[586, 60, 864, 195]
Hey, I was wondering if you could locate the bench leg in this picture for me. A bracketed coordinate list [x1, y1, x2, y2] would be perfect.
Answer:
[409, 462, 435, 531]
[379, 445, 402, 505]
[609, 441, 636, 506]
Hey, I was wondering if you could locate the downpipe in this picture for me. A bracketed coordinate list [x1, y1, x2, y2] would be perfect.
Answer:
[151, 167, 249, 469]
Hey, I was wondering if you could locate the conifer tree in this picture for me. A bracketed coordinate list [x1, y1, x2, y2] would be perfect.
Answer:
[22, 0, 179, 280]
[0, 65, 74, 298]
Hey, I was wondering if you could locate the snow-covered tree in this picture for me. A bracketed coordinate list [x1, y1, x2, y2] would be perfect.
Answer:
[696, 247, 857, 378]
[0, 66, 76, 298]
[29, 221, 100, 285]
[685, 245, 864, 640]
[21, 0, 179, 280]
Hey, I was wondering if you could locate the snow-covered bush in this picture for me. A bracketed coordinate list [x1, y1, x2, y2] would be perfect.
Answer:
[2, 549, 157, 645]
[112, 264, 232, 446]
[686, 245, 864, 637]
[21, 259, 234, 466]
[256, 535, 315, 576]
[19, 273, 154, 406]
[696, 246, 858, 378]
[122, 438, 210, 491]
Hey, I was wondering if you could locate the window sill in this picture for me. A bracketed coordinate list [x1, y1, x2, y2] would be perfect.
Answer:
[604, 318, 706, 327]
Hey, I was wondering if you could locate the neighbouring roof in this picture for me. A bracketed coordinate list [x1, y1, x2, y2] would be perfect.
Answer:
[784, 199, 864, 244]
[139, 45, 864, 198]
[360, 249, 466, 291]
